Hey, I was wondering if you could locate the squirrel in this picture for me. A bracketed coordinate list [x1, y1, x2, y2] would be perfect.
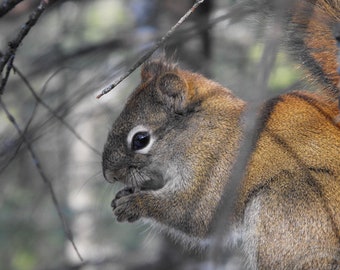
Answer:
[102, 0, 340, 269]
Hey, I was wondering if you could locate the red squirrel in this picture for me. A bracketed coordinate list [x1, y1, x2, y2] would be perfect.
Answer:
[102, 0, 340, 268]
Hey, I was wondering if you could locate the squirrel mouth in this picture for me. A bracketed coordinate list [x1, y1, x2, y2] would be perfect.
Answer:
[139, 178, 164, 191]
[122, 174, 165, 192]
[123, 167, 165, 191]
[106, 167, 165, 191]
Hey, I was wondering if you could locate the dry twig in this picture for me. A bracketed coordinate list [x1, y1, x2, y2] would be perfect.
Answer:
[0, 0, 23, 17]
[15, 66, 101, 155]
[0, 0, 52, 95]
[0, 97, 83, 261]
[207, 0, 289, 266]
[0, 66, 101, 175]
[96, 0, 205, 99]
[0, 0, 86, 260]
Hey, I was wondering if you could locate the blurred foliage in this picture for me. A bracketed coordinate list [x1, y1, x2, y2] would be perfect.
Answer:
[248, 43, 302, 91]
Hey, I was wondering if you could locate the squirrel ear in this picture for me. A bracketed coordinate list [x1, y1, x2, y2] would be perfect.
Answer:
[156, 72, 189, 112]
[141, 61, 161, 81]
[141, 60, 177, 82]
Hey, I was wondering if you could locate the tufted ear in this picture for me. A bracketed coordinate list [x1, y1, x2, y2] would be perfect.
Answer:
[156, 72, 189, 112]
[141, 60, 176, 82]
[141, 61, 162, 81]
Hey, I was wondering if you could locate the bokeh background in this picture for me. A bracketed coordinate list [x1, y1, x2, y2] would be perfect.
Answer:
[0, 0, 303, 269]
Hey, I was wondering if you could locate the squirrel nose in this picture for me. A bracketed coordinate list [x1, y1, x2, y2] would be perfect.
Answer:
[103, 168, 126, 184]
[103, 169, 116, 183]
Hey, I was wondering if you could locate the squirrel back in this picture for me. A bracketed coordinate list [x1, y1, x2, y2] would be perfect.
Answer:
[238, 90, 340, 268]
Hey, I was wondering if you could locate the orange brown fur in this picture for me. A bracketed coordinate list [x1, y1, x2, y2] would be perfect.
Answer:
[289, 0, 340, 97]
[237, 91, 340, 267]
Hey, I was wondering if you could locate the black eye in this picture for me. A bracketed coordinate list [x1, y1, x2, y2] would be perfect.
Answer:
[131, 131, 150, 151]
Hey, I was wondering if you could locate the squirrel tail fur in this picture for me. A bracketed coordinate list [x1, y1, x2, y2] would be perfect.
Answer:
[288, 0, 340, 101]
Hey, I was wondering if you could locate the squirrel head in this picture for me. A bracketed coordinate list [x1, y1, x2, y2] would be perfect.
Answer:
[102, 59, 245, 191]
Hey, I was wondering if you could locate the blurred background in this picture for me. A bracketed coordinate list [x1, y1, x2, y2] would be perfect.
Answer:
[0, 0, 303, 269]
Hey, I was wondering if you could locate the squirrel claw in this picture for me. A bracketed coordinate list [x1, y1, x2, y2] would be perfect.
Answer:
[114, 187, 135, 200]
[112, 191, 143, 222]
[111, 186, 138, 208]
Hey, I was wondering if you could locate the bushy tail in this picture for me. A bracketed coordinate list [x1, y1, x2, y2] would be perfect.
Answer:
[288, 0, 340, 100]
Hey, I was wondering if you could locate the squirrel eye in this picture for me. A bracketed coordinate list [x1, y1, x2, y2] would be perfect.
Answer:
[132, 131, 150, 151]
[127, 125, 154, 154]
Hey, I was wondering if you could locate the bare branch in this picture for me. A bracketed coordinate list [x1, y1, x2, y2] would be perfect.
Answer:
[0, 0, 52, 95]
[208, 0, 289, 265]
[0, 0, 23, 17]
[0, 54, 14, 91]
[0, 65, 101, 176]
[25, 37, 127, 77]
[335, 23, 340, 113]
[4, 3, 256, 83]
[15, 66, 101, 156]
[0, 97, 83, 262]
[96, 0, 205, 99]
[0, 67, 64, 174]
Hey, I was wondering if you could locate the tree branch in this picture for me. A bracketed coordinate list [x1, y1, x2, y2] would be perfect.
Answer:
[0, 97, 83, 261]
[0, 0, 23, 17]
[0, 0, 53, 95]
[96, 0, 205, 99]
[335, 22, 340, 112]
[207, 0, 289, 266]
[15, 66, 101, 155]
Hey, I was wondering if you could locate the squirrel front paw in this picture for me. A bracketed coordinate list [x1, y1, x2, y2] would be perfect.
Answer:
[111, 187, 144, 222]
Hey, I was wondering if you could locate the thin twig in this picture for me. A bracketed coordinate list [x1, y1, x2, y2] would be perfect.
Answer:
[208, 0, 288, 265]
[96, 0, 205, 99]
[0, 66, 101, 174]
[0, 0, 23, 17]
[0, 66, 60, 174]
[335, 22, 340, 112]
[0, 54, 14, 91]
[22, 37, 126, 78]
[0, 0, 51, 95]
[4, 3, 256, 83]
[0, 97, 83, 262]
[14, 66, 101, 155]
[0, 67, 97, 174]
